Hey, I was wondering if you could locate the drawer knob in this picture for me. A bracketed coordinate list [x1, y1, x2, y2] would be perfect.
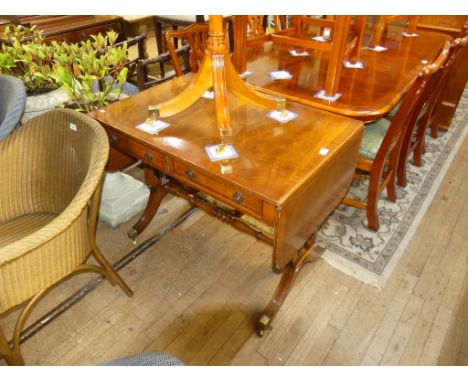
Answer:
[185, 168, 196, 180]
[144, 152, 153, 161]
[233, 192, 244, 204]
[109, 134, 118, 144]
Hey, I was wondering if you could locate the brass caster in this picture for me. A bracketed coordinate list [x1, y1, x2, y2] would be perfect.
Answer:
[257, 314, 272, 337]
[127, 228, 138, 243]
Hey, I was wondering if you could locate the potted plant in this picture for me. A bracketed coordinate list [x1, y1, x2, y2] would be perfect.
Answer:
[1, 25, 132, 119]
[51, 31, 129, 113]
[0, 25, 61, 94]
[0, 25, 71, 122]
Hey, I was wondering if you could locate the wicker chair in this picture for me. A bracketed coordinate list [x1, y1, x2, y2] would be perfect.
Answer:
[0, 75, 26, 141]
[0, 108, 133, 366]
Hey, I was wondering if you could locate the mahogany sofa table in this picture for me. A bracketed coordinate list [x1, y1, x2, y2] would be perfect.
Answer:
[90, 74, 364, 334]
[245, 27, 451, 122]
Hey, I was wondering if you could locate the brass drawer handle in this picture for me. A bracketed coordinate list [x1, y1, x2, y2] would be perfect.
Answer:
[144, 152, 153, 161]
[109, 134, 118, 144]
[233, 192, 244, 204]
[185, 168, 196, 180]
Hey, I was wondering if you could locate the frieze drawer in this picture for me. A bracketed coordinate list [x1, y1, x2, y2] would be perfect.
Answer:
[170, 159, 264, 216]
[106, 131, 165, 168]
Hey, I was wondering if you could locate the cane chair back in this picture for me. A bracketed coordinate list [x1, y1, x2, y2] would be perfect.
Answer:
[0, 108, 132, 365]
[166, 23, 209, 77]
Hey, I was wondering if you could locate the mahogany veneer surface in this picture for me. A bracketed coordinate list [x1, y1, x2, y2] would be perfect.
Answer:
[245, 26, 451, 121]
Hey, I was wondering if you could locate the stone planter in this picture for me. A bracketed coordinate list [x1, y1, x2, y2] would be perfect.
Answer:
[22, 87, 71, 124]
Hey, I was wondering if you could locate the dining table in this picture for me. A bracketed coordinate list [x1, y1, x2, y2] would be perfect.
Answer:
[244, 25, 451, 122]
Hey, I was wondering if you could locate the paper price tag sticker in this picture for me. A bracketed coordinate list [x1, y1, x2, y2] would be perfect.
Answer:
[289, 49, 309, 57]
[202, 90, 215, 99]
[267, 110, 298, 123]
[319, 148, 330, 156]
[268, 70, 293, 80]
[312, 35, 330, 42]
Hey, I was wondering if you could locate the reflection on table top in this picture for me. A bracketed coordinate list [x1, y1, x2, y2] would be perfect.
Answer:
[90, 74, 363, 204]
[245, 26, 451, 122]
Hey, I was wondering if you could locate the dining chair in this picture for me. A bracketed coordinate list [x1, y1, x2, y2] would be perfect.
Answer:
[0, 75, 26, 141]
[152, 16, 205, 78]
[396, 40, 456, 187]
[368, 16, 421, 50]
[341, 47, 446, 231]
[429, 24, 468, 138]
[0, 108, 133, 365]
[136, 46, 190, 91]
[165, 23, 209, 77]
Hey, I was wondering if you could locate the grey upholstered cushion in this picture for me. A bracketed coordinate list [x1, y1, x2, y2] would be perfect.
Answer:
[99, 352, 184, 366]
[359, 118, 392, 160]
[0, 75, 26, 140]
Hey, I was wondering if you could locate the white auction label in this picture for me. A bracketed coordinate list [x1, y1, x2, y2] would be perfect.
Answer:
[136, 120, 170, 135]
[268, 70, 293, 80]
[205, 144, 239, 161]
[267, 110, 298, 124]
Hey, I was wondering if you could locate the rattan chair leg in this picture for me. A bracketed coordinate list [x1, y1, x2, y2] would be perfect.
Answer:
[10, 288, 53, 366]
[91, 249, 133, 297]
[0, 326, 24, 365]
[88, 178, 133, 297]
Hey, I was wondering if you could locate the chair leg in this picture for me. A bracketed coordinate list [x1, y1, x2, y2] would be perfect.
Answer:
[413, 139, 424, 167]
[0, 326, 24, 366]
[88, 177, 133, 297]
[387, 171, 397, 202]
[366, 174, 380, 232]
[91, 248, 133, 297]
[397, 130, 412, 188]
[413, 114, 430, 167]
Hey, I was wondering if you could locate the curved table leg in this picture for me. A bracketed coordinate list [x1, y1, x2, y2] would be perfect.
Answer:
[127, 166, 169, 241]
[257, 241, 325, 336]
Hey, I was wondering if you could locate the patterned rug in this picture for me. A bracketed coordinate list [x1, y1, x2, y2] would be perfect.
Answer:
[317, 91, 468, 289]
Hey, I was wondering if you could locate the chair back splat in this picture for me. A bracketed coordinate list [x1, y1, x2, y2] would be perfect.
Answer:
[166, 23, 209, 76]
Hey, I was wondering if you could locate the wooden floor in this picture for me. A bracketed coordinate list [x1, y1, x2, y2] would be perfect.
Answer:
[1, 30, 468, 367]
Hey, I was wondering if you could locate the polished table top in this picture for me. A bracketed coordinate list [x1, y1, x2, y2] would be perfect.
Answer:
[90, 74, 363, 206]
[245, 26, 451, 122]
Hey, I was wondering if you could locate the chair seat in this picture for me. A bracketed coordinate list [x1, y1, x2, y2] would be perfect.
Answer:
[359, 118, 391, 160]
[0, 212, 57, 248]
